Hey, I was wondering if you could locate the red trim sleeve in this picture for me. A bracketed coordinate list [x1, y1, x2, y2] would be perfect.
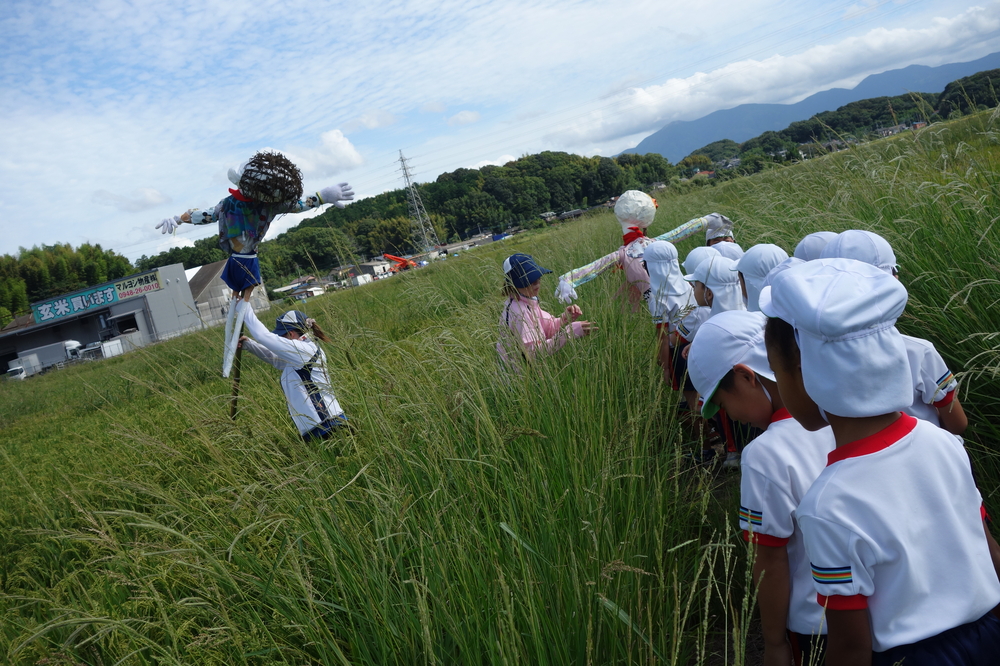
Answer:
[742, 529, 789, 547]
[982, 504, 988, 522]
[818, 594, 868, 611]
[933, 390, 956, 409]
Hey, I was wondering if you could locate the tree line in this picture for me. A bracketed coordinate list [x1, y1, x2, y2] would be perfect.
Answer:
[0, 244, 133, 326]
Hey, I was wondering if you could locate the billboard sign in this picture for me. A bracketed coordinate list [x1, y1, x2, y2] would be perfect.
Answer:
[32, 270, 162, 324]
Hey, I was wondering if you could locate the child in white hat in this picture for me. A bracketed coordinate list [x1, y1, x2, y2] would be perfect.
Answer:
[734, 244, 789, 312]
[684, 254, 747, 317]
[792, 231, 837, 261]
[820, 229, 967, 435]
[704, 212, 745, 261]
[644, 241, 705, 390]
[761, 258, 1000, 666]
[498, 253, 596, 368]
[688, 310, 834, 665]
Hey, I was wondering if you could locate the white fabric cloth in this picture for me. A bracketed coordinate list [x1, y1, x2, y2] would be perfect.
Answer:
[759, 259, 911, 418]
[795, 414, 1000, 652]
[735, 244, 788, 312]
[614, 190, 656, 232]
[683, 246, 720, 276]
[901, 335, 959, 426]
[761, 257, 805, 289]
[242, 307, 344, 435]
[793, 231, 837, 261]
[712, 240, 745, 262]
[645, 241, 695, 329]
[739, 410, 836, 636]
[675, 306, 711, 342]
[820, 229, 898, 274]
[688, 310, 772, 417]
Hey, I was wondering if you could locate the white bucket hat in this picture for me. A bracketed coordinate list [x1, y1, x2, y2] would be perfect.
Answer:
[819, 229, 898, 274]
[682, 246, 720, 276]
[688, 310, 773, 418]
[759, 258, 912, 418]
[735, 244, 789, 311]
[686, 255, 746, 316]
[792, 231, 837, 261]
[712, 240, 745, 262]
[644, 240, 691, 322]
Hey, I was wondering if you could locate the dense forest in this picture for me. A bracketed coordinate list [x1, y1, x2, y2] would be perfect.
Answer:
[0, 244, 133, 326]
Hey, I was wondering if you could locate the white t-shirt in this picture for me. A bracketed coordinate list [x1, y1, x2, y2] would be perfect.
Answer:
[901, 334, 958, 426]
[739, 409, 836, 635]
[674, 305, 711, 343]
[795, 414, 1000, 652]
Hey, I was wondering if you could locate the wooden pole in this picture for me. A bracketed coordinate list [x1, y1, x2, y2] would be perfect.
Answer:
[229, 322, 244, 420]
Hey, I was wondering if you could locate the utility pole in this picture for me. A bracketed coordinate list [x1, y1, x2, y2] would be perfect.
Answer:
[399, 151, 440, 254]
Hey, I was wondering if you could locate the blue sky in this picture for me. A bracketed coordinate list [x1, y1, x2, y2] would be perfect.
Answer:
[3, 0, 1000, 262]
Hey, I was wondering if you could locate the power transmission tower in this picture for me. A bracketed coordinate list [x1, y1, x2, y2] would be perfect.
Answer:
[399, 151, 440, 253]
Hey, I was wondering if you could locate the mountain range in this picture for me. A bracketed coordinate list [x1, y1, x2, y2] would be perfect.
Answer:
[623, 51, 1000, 163]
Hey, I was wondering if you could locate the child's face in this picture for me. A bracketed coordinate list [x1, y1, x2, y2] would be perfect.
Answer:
[765, 339, 827, 431]
[693, 281, 712, 307]
[707, 237, 734, 246]
[711, 365, 774, 430]
[517, 279, 542, 299]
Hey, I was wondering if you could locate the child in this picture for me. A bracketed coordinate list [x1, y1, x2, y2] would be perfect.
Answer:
[498, 253, 595, 367]
[704, 212, 745, 261]
[239, 308, 348, 441]
[820, 229, 967, 434]
[792, 231, 837, 261]
[688, 310, 834, 665]
[760, 258, 1000, 666]
[684, 254, 746, 317]
[644, 241, 701, 388]
[734, 244, 788, 312]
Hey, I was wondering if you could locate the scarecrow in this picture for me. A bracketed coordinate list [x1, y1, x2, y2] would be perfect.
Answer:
[155, 150, 353, 376]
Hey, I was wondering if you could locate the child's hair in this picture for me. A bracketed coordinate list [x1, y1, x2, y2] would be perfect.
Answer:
[501, 281, 520, 298]
[308, 320, 332, 343]
[763, 317, 799, 369]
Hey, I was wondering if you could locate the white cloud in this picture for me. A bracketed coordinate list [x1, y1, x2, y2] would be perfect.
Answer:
[421, 101, 447, 113]
[545, 2, 1000, 147]
[345, 110, 398, 132]
[283, 130, 365, 179]
[447, 110, 481, 126]
[92, 187, 170, 213]
[471, 154, 517, 169]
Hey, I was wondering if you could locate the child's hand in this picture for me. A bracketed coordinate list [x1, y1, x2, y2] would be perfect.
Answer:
[681, 343, 691, 359]
[578, 321, 598, 336]
[238, 335, 249, 348]
[563, 304, 582, 323]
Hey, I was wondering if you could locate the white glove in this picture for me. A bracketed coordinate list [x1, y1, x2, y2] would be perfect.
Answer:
[555, 277, 577, 304]
[155, 215, 181, 234]
[319, 183, 355, 209]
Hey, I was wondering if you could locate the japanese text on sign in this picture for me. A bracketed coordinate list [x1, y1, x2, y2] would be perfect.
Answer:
[31, 271, 162, 323]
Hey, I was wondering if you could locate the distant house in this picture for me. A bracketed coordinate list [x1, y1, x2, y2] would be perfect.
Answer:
[360, 260, 391, 277]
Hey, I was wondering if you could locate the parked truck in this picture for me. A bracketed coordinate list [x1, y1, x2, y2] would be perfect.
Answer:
[15, 340, 83, 375]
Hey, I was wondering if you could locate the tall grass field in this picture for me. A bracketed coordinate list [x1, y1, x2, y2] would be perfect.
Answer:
[3, 109, 1000, 665]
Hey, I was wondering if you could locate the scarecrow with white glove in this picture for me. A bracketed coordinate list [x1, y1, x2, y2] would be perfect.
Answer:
[155, 150, 354, 377]
[555, 199, 736, 304]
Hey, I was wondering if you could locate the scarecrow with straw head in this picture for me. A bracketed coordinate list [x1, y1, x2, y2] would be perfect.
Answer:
[155, 150, 353, 377]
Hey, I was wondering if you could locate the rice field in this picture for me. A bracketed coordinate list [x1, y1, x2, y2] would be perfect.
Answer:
[3, 108, 1000, 665]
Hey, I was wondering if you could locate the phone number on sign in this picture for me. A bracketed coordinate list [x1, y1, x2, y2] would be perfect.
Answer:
[117, 283, 160, 299]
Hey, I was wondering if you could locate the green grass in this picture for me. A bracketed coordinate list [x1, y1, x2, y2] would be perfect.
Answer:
[4, 107, 1000, 664]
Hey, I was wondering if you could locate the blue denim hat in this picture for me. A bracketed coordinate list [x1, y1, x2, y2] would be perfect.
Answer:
[503, 253, 552, 289]
[272, 310, 309, 336]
